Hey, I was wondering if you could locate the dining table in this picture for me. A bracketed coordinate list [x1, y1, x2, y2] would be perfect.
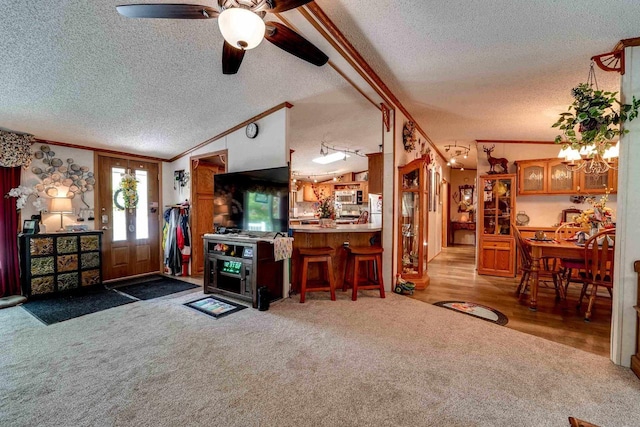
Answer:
[523, 238, 585, 310]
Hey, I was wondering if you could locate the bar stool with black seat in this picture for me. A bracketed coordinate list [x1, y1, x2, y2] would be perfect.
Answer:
[343, 246, 385, 301]
[298, 247, 336, 303]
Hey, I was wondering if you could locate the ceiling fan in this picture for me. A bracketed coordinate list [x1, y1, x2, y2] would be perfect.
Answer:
[116, 1, 329, 74]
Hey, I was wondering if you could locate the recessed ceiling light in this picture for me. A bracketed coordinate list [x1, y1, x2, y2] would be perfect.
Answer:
[312, 152, 350, 164]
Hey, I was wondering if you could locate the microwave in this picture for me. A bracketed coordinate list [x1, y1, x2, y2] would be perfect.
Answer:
[335, 190, 363, 204]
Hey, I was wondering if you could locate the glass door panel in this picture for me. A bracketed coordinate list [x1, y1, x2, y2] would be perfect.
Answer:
[400, 192, 419, 275]
[111, 167, 127, 242]
[135, 170, 149, 240]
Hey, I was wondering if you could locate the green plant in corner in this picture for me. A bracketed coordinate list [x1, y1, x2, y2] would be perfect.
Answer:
[553, 82, 640, 153]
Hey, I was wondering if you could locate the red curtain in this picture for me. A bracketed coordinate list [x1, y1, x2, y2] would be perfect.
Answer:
[0, 166, 22, 297]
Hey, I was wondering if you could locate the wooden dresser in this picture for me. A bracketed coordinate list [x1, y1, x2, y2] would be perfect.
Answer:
[19, 231, 103, 298]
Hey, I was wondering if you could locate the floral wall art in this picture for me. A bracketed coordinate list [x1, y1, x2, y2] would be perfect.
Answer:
[19, 144, 96, 231]
[31, 145, 95, 208]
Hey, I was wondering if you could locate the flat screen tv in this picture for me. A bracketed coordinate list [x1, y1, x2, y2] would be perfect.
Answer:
[213, 166, 289, 233]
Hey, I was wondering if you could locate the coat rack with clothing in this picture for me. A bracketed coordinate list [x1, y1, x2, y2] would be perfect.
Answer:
[163, 202, 191, 276]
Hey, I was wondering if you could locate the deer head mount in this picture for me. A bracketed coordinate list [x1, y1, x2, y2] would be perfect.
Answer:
[482, 145, 509, 174]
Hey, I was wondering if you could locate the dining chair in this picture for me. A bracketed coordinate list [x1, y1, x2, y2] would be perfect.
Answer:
[578, 228, 615, 321]
[513, 224, 562, 300]
[554, 222, 587, 298]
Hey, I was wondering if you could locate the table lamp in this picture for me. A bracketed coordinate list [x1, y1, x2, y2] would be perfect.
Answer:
[50, 197, 73, 232]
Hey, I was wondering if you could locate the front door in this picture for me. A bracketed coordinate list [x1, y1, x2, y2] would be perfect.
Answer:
[97, 155, 161, 281]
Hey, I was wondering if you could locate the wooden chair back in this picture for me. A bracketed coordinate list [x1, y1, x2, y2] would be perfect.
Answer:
[512, 223, 532, 269]
[583, 229, 616, 289]
[555, 222, 584, 241]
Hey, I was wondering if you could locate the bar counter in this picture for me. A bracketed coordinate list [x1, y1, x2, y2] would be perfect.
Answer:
[290, 224, 382, 292]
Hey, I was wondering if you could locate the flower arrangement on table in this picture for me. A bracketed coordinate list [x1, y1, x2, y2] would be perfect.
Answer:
[573, 188, 614, 233]
[313, 185, 336, 227]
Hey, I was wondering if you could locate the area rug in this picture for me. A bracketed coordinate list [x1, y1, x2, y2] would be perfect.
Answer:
[21, 288, 135, 325]
[433, 301, 509, 325]
[114, 276, 199, 300]
[184, 296, 247, 319]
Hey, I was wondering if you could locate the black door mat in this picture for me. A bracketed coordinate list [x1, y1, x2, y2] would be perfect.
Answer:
[184, 296, 247, 319]
[22, 288, 135, 325]
[114, 276, 199, 300]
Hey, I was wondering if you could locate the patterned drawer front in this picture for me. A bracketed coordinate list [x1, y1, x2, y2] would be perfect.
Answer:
[57, 273, 79, 291]
[31, 276, 54, 295]
[80, 235, 100, 251]
[80, 252, 100, 269]
[57, 254, 78, 272]
[81, 269, 101, 287]
[31, 257, 54, 276]
[57, 236, 78, 254]
[30, 238, 53, 255]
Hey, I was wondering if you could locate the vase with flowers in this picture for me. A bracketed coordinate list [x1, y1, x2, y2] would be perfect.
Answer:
[573, 188, 614, 235]
[5, 185, 47, 212]
[313, 185, 336, 228]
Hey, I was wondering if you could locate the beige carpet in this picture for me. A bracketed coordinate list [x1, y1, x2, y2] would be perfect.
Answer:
[1, 289, 638, 427]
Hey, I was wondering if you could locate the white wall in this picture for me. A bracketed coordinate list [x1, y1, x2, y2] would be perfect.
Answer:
[20, 144, 95, 232]
[475, 142, 617, 227]
[163, 108, 290, 206]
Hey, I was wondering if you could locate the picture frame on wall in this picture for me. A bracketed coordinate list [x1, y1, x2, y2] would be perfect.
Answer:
[428, 170, 433, 212]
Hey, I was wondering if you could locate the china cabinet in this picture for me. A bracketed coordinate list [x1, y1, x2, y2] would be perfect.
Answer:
[478, 174, 516, 277]
[397, 157, 429, 289]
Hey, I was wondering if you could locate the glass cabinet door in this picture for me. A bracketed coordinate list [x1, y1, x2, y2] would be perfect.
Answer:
[520, 162, 545, 193]
[400, 192, 419, 275]
[548, 160, 575, 193]
[482, 177, 513, 236]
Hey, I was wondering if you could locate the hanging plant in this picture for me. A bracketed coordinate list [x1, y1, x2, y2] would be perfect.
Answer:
[552, 82, 640, 153]
[402, 121, 417, 152]
[114, 171, 138, 211]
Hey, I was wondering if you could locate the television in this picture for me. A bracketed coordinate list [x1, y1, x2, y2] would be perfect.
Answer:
[213, 166, 289, 233]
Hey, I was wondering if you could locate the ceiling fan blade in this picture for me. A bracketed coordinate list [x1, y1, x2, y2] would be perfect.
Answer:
[264, 22, 328, 67]
[222, 41, 245, 75]
[116, 4, 219, 19]
[267, 0, 314, 13]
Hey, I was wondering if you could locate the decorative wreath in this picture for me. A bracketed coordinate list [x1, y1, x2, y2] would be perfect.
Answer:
[402, 121, 416, 152]
[114, 172, 139, 210]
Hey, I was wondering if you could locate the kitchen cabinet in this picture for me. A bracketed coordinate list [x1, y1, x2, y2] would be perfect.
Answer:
[367, 152, 384, 195]
[302, 183, 318, 202]
[478, 174, 516, 277]
[397, 157, 429, 289]
[516, 158, 616, 195]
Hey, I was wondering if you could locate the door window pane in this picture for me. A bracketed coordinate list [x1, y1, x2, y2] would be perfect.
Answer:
[136, 170, 149, 240]
[112, 167, 126, 242]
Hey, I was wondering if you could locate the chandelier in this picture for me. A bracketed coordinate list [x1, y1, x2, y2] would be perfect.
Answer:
[444, 142, 470, 170]
[557, 142, 618, 174]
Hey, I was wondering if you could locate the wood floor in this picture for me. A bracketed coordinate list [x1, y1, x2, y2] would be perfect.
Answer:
[411, 245, 611, 357]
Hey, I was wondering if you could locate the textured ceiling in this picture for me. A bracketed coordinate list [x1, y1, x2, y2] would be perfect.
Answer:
[314, 0, 640, 168]
[2, 0, 639, 172]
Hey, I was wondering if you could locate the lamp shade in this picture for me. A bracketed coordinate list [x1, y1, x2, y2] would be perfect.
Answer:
[218, 8, 265, 50]
[50, 197, 73, 213]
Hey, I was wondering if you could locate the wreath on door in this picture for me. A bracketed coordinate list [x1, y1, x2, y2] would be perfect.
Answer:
[114, 171, 138, 211]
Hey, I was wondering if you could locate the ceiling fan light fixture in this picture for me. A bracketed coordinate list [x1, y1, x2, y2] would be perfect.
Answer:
[218, 8, 265, 50]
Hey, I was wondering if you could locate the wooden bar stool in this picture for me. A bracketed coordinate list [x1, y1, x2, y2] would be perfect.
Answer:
[343, 246, 385, 301]
[298, 247, 336, 303]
